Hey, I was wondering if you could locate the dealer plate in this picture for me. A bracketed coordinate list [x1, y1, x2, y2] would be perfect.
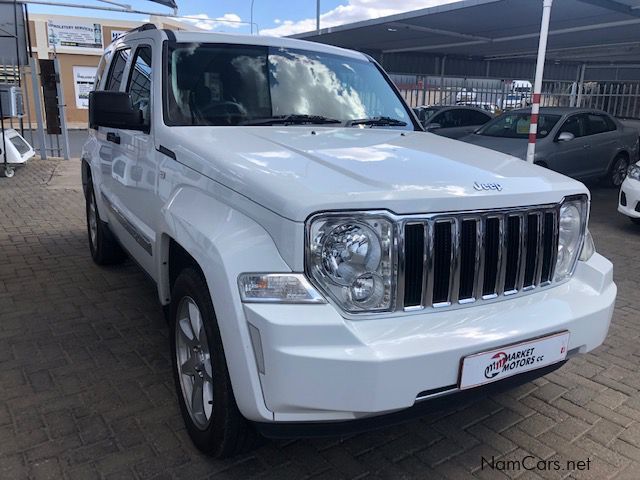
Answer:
[459, 331, 570, 390]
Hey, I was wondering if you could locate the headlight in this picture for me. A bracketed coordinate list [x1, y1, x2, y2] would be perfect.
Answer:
[307, 214, 395, 313]
[554, 196, 588, 282]
[628, 163, 640, 181]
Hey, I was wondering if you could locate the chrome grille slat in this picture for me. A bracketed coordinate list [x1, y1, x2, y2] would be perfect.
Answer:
[423, 222, 435, 308]
[472, 218, 484, 302]
[534, 212, 545, 286]
[449, 219, 461, 305]
[402, 205, 560, 313]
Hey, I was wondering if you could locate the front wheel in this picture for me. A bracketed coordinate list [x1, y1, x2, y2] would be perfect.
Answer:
[605, 155, 629, 188]
[170, 267, 259, 458]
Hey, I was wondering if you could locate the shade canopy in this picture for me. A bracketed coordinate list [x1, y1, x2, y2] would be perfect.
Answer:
[293, 0, 640, 65]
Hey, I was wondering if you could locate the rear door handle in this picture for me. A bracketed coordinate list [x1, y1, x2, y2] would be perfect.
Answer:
[106, 132, 121, 145]
[583, 144, 591, 149]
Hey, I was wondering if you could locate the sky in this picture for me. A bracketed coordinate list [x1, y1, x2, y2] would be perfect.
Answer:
[27, 0, 461, 36]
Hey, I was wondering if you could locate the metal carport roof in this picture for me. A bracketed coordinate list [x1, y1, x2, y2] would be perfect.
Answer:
[293, 0, 640, 65]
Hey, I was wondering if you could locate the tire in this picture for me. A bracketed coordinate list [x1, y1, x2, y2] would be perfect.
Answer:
[605, 154, 629, 188]
[85, 179, 127, 265]
[631, 217, 640, 226]
[169, 267, 260, 458]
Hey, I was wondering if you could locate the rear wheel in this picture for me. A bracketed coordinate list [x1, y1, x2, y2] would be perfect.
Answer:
[605, 154, 629, 188]
[85, 179, 126, 265]
[170, 267, 259, 458]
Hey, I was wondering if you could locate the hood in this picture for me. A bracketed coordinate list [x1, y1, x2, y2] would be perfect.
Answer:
[459, 133, 529, 159]
[166, 127, 586, 222]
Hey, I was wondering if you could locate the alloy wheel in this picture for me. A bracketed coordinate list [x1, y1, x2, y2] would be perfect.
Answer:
[612, 158, 628, 187]
[175, 297, 214, 430]
[88, 192, 98, 249]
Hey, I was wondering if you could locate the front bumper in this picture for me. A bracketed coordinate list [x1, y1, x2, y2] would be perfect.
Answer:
[243, 253, 615, 423]
[619, 176, 640, 219]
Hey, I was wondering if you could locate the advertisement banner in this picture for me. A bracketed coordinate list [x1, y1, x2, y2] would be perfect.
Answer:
[48, 21, 103, 49]
[73, 66, 97, 109]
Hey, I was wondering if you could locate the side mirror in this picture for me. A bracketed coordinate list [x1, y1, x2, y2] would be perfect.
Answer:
[426, 122, 442, 131]
[557, 131, 575, 142]
[89, 91, 147, 131]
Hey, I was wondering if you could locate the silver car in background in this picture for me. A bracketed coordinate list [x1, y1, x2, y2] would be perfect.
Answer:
[460, 107, 640, 187]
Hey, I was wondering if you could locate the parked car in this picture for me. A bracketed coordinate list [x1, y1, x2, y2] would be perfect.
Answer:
[501, 94, 527, 110]
[457, 100, 501, 115]
[413, 105, 493, 138]
[84, 27, 615, 458]
[460, 107, 639, 187]
[455, 87, 477, 102]
[619, 162, 640, 225]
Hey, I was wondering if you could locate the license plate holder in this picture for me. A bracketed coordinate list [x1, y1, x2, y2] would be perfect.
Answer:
[459, 331, 570, 390]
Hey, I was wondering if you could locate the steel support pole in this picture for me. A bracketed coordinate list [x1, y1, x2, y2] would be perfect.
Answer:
[52, 54, 70, 160]
[29, 57, 47, 160]
[576, 63, 586, 108]
[526, 0, 553, 164]
[316, 0, 320, 33]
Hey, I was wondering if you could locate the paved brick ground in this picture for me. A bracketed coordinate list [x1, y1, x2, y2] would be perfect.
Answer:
[1, 158, 640, 480]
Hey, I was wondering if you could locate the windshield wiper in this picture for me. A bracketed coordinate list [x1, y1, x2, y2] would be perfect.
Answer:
[347, 116, 408, 127]
[241, 114, 342, 126]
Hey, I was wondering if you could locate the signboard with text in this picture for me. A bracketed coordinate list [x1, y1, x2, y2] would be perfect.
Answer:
[73, 66, 97, 109]
[48, 21, 103, 49]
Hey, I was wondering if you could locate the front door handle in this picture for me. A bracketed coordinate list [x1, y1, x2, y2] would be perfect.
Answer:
[106, 132, 121, 145]
[583, 144, 591, 149]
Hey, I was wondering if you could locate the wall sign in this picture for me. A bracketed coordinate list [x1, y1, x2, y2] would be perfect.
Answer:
[48, 21, 103, 49]
[111, 30, 127, 42]
[73, 66, 97, 109]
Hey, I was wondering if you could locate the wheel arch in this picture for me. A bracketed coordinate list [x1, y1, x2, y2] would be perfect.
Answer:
[157, 187, 291, 422]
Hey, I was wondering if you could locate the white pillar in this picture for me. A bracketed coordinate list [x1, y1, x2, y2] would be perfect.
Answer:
[526, 0, 553, 164]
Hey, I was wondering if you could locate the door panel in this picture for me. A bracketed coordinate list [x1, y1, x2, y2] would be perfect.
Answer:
[110, 42, 158, 278]
[585, 114, 619, 178]
[547, 114, 592, 179]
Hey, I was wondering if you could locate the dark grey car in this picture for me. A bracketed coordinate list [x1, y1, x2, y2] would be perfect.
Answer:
[460, 107, 639, 187]
[413, 105, 493, 139]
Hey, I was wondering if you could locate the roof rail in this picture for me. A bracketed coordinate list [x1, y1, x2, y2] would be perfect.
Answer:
[126, 23, 158, 34]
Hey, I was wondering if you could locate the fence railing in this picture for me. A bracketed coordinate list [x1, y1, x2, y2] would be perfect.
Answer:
[394, 75, 640, 119]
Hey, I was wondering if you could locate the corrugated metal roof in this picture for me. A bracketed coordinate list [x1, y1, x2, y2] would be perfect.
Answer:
[294, 0, 640, 65]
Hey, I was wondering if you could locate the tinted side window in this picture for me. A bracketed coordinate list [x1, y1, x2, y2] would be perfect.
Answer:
[586, 114, 614, 135]
[559, 114, 585, 138]
[127, 46, 152, 124]
[105, 48, 130, 91]
[434, 110, 465, 128]
[463, 109, 491, 126]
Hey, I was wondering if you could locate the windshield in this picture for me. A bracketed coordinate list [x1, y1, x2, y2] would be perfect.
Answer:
[163, 43, 412, 128]
[477, 113, 561, 139]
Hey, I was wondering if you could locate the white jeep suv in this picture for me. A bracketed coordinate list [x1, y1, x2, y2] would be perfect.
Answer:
[82, 26, 616, 457]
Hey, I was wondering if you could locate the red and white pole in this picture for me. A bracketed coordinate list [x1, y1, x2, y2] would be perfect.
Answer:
[526, 0, 554, 163]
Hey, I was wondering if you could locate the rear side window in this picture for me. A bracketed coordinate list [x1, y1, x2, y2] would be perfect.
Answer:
[105, 48, 130, 91]
[586, 114, 616, 135]
[127, 46, 152, 124]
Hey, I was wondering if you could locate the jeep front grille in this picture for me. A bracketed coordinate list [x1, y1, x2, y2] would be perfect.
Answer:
[401, 206, 559, 311]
